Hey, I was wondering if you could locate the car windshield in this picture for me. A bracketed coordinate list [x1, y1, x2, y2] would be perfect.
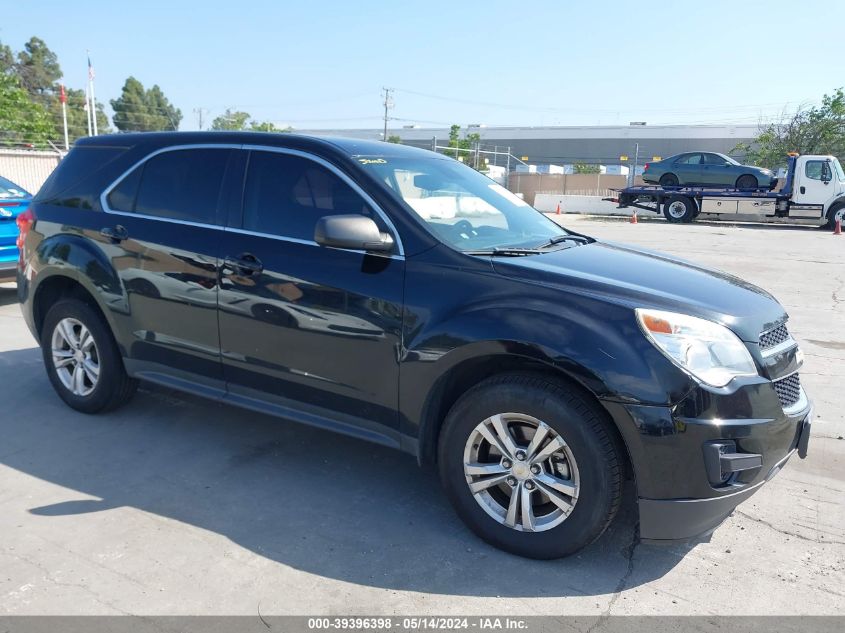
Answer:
[0, 176, 30, 198]
[358, 156, 570, 252]
[718, 154, 740, 165]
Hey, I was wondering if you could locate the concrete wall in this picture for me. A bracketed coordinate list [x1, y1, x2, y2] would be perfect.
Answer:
[507, 172, 645, 205]
[0, 149, 62, 194]
[534, 194, 632, 216]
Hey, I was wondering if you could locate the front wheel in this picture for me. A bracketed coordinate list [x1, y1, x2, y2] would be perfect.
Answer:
[736, 175, 758, 189]
[41, 299, 138, 413]
[659, 173, 679, 187]
[826, 202, 845, 229]
[663, 195, 697, 223]
[437, 373, 623, 559]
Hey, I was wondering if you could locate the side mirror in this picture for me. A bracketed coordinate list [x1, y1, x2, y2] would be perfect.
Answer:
[314, 215, 395, 252]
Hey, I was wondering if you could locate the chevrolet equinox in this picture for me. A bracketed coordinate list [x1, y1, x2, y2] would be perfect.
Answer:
[17, 133, 812, 559]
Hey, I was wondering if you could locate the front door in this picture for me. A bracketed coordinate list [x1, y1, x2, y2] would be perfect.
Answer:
[793, 158, 834, 213]
[218, 148, 405, 441]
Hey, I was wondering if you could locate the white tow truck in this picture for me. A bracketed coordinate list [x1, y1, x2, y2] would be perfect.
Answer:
[606, 154, 845, 227]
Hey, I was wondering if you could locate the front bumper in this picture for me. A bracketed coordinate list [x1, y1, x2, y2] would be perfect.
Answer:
[603, 383, 812, 542]
[639, 418, 809, 542]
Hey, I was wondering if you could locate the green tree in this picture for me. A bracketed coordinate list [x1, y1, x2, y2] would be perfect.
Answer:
[573, 162, 600, 174]
[0, 73, 54, 147]
[111, 76, 181, 131]
[249, 120, 291, 133]
[211, 109, 251, 130]
[15, 37, 62, 101]
[387, 134, 401, 144]
[211, 109, 291, 133]
[0, 40, 14, 75]
[733, 88, 845, 169]
[441, 124, 484, 170]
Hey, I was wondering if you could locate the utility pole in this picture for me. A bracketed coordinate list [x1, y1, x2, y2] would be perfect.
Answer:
[382, 87, 394, 142]
[194, 108, 207, 130]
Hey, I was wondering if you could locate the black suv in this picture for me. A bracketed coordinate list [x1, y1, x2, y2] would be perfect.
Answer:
[17, 133, 812, 559]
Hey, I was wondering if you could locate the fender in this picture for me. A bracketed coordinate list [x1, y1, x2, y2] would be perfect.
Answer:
[399, 283, 696, 458]
[25, 231, 128, 347]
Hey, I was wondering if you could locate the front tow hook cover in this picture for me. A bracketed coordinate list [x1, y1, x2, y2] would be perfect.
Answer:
[703, 441, 763, 486]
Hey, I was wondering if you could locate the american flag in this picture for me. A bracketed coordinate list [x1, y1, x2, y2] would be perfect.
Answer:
[87, 54, 95, 81]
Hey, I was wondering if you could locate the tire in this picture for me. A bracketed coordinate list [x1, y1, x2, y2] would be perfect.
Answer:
[658, 173, 679, 187]
[825, 202, 845, 229]
[736, 175, 758, 189]
[663, 195, 696, 223]
[41, 299, 138, 414]
[437, 373, 623, 559]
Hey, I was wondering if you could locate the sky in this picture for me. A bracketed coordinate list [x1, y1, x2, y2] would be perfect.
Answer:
[2, 0, 844, 133]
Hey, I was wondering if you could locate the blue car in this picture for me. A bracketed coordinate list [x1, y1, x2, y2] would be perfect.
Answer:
[0, 176, 32, 282]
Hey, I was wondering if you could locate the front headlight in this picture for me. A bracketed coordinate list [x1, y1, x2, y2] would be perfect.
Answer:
[635, 309, 758, 387]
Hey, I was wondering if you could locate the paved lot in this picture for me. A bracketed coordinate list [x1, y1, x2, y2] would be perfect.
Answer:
[0, 216, 842, 616]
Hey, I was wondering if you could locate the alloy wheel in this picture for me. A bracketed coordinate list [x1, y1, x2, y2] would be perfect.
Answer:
[51, 317, 100, 397]
[463, 413, 580, 532]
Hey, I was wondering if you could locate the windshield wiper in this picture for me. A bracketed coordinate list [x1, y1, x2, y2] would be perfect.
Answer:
[464, 247, 546, 256]
[535, 233, 594, 249]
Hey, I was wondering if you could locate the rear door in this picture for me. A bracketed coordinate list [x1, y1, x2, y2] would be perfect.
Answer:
[218, 147, 405, 441]
[99, 145, 239, 385]
[672, 153, 703, 185]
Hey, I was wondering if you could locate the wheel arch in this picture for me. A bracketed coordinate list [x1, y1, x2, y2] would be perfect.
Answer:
[32, 274, 113, 342]
[415, 351, 633, 486]
[736, 173, 759, 187]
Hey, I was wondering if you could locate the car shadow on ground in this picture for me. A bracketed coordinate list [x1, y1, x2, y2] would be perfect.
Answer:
[0, 345, 698, 597]
[0, 284, 18, 307]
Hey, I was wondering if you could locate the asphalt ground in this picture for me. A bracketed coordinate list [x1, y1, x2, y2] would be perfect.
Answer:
[0, 215, 842, 616]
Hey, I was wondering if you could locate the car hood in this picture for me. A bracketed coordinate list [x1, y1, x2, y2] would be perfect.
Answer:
[491, 241, 786, 342]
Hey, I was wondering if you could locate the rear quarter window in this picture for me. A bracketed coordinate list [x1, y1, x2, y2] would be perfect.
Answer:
[35, 146, 128, 206]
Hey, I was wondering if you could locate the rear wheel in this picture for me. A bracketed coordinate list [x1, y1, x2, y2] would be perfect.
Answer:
[663, 195, 697, 223]
[437, 373, 623, 559]
[736, 175, 758, 189]
[41, 299, 138, 413]
[659, 173, 679, 187]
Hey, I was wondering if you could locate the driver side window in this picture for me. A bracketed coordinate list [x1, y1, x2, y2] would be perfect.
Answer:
[805, 160, 830, 181]
[242, 151, 384, 241]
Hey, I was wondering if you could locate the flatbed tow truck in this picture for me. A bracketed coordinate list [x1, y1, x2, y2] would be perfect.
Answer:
[604, 154, 845, 227]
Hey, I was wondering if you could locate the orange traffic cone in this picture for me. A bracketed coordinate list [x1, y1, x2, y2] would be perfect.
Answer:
[556, 202, 561, 215]
[630, 211, 638, 224]
[835, 218, 842, 235]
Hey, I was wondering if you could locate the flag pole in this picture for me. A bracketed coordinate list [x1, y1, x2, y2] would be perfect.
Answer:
[59, 83, 69, 150]
[85, 83, 93, 137]
[87, 51, 98, 136]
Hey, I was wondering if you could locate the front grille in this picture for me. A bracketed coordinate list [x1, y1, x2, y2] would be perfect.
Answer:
[760, 323, 790, 349]
[773, 373, 801, 409]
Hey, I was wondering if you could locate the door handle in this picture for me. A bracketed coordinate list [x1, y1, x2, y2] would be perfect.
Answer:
[100, 225, 128, 242]
[800, 186, 806, 194]
[223, 254, 263, 275]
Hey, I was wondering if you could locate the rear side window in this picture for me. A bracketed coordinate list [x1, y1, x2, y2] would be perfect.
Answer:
[675, 154, 703, 165]
[242, 151, 378, 241]
[107, 148, 230, 224]
[35, 146, 127, 206]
